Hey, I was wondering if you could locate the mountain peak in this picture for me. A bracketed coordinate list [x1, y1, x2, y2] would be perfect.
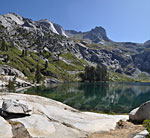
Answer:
[66, 26, 110, 43]
[90, 26, 107, 37]
[82, 26, 110, 43]
[92, 26, 106, 32]
[8, 12, 21, 18]
[0, 12, 24, 28]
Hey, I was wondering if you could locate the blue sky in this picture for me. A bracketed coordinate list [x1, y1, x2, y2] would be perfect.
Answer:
[1, 0, 150, 43]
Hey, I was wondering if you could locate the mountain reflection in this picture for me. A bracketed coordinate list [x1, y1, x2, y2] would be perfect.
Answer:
[25, 82, 150, 113]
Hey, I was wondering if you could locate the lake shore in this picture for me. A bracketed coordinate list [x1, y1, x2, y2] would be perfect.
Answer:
[88, 121, 144, 138]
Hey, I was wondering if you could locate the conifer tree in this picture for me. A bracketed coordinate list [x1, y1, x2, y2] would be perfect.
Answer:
[45, 60, 48, 69]
[21, 49, 25, 57]
[35, 63, 42, 83]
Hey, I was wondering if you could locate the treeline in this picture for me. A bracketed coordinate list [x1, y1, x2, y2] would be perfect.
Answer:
[79, 65, 109, 82]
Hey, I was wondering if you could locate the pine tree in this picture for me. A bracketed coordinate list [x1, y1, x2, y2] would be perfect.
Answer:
[1, 40, 8, 51]
[95, 65, 102, 81]
[35, 64, 42, 83]
[7, 79, 15, 92]
[10, 41, 14, 48]
[45, 60, 48, 69]
[25, 48, 28, 56]
[21, 49, 25, 57]
[79, 65, 109, 82]
[4, 55, 9, 63]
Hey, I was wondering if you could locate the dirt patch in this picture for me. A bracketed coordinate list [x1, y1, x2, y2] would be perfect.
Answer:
[88, 121, 145, 138]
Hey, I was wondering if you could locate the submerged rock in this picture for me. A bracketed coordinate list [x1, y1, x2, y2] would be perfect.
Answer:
[2, 99, 32, 115]
[129, 101, 150, 122]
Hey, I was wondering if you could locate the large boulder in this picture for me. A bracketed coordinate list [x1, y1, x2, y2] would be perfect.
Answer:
[0, 93, 128, 138]
[129, 101, 150, 122]
[2, 99, 32, 115]
[134, 130, 149, 138]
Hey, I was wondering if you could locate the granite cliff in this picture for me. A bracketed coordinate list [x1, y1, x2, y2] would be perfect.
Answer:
[0, 13, 150, 83]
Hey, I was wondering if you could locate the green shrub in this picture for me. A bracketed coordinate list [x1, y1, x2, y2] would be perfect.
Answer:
[143, 120, 150, 137]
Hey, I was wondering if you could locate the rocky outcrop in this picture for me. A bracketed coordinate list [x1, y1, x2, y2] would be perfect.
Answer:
[38, 19, 59, 35]
[74, 43, 139, 74]
[2, 99, 32, 115]
[0, 13, 24, 30]
[129, 101, 150, 122]
[132, 50, 150, 73]
[53, 23, 68, 37]
[144, 40, 150, 48]
[0, 65, 25, 78]
[0, 93, 128, 138]
[0, 65, 31, 87]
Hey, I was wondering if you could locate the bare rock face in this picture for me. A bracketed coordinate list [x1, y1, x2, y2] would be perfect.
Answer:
[0, 13, 24, 29]
[129, 101, 150, 122]
[0, 93, 128, 138]
[53, 23, 68, 37]
[2, 99, 32, 115]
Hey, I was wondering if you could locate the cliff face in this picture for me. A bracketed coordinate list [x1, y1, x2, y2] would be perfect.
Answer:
[0, 12, 150, 81]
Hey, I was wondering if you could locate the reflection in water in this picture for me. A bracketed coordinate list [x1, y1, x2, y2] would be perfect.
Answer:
[24, 82, 150, 113]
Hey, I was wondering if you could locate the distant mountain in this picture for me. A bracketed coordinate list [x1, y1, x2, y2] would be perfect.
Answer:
[66, 26, 111, 43]
[66, 26, 146, 52]
[66, 30, 83, 36]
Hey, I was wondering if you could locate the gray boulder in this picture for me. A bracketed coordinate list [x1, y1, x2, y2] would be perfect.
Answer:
[134, 130, 149, 138]
[129, 101, 150, 122]
[2, 99, 32, 115]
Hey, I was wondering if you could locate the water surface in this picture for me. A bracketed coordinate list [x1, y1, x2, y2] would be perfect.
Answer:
[24, 82, 150, 113]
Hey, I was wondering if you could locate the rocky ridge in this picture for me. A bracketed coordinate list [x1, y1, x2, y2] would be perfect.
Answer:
[0, 13, 68, 37]
[0, 13, 150, 81]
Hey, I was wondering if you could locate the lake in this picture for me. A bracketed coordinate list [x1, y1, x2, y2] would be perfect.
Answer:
[24, 82, 150, 114]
